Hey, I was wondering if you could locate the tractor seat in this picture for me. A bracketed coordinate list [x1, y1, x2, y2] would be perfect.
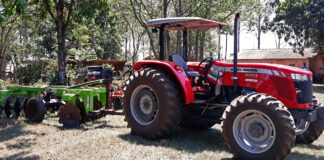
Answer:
[169, 54, 200, 78]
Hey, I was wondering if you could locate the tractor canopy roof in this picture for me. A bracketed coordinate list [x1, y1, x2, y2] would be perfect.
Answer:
[147, 17, 227, 31]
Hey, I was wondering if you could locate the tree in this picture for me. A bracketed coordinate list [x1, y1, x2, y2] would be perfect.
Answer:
[42, 0, 111, 85]
[269, 0, 324, 54]
[41, 0, 75, 85]
[0, 0, 27, 77]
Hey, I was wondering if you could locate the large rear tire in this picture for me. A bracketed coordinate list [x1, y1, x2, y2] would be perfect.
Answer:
[221, 93, 295, 160]
[123, 68, 182, 140]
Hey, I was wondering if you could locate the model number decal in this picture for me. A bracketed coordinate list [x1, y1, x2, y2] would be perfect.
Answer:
[212, 65, 273, 75]
[245, 79, 258, 82]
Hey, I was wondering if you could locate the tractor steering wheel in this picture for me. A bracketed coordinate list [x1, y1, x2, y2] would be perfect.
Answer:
[198, 57, 214, 76]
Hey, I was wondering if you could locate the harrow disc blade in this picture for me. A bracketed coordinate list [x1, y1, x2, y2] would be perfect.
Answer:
[58, 104, 81, 128]
[25, 97, 46, 123]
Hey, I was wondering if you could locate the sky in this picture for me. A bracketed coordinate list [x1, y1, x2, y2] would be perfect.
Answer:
[221, 31, 291, 60]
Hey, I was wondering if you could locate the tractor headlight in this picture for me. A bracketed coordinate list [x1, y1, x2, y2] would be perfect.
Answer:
[291, 73, 309, 81]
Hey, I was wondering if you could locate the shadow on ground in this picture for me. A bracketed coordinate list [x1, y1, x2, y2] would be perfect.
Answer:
[0, 119, 37, 144]
[118, 127, 228, 154]
[0, 151, 40, 160]
[288, 149, 324, 160]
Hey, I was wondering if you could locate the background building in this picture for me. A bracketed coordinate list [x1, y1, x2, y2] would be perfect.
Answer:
[238, 48, 324, 82]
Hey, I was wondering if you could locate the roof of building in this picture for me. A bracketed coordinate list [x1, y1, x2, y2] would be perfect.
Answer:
[238, 48, 318, 60]
[147, 17, 227, 31]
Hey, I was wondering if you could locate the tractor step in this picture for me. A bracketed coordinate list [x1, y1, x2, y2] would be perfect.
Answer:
[192, 99, 207, 104]
[101, 108, 123, 115]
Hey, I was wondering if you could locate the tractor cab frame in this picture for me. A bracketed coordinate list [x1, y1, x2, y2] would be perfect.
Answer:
[147, 17, 227, 62]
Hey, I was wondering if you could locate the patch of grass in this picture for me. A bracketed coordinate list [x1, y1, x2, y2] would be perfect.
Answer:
[0, 86, 324, 159]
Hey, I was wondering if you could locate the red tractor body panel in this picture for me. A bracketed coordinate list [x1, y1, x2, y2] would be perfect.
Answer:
[134, 60, 195, 104]
[188, 61, 313, 109]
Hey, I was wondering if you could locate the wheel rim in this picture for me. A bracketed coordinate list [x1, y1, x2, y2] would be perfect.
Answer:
[295, 119, 310, 135]
[130, 85, 158, 125]
[233, 109, 276, 154]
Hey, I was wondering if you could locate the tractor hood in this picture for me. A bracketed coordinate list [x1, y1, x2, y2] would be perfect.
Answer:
[188, 61, 313, 80]
[189, 61, 312, 75]
[223, 62, 311, 75]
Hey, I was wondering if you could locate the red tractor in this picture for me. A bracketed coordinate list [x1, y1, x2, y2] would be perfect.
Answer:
[122, 14, 324, 160]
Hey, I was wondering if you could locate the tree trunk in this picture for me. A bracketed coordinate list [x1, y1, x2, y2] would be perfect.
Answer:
[194, 30, 199, 60]
[218, 29, 221, 59]
[225, 33, 228, 61]
[257, 14, 261, 50]
[57, 22, 67, 85]
[188, 31, 192, 60]
[163, 0, 169, 60]
[238, 20, 241, 52]
[199, 31, 206, 60]
[56, 0, 67, 85]
[176, 0, 182, 56]
[176, 32, 182, 55]
[146, 29, 157, 58]
[0, 59, 5, 79]
[125, 38, 128, 61]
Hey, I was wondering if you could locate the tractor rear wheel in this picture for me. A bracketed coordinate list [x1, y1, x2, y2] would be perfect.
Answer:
[123, 68, 182, 140]
[25, 97, 46, 123]
[221, 93, 295, 160]
[295, 96, 323, 144]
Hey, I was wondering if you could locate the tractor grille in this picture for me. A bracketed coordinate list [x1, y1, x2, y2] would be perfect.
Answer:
[271, 77, 294, 100]
[294, 80, 313, 104]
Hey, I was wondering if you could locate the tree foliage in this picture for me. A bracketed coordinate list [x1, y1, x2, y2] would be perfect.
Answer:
[0, 0, 265, 84]
[268, 0, 324, 54]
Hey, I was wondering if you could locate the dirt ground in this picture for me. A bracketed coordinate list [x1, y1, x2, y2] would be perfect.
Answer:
[0, 86, 324, 160]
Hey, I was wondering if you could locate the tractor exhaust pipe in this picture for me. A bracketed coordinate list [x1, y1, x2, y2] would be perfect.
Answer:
[233, 13, 240, 93]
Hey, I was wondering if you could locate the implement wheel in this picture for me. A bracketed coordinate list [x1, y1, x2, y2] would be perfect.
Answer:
[25, 97, 46, 123]
[58, 104, 81, 128]
[14, 98, 22, 117]
[123, 68, 182, 140]
[221, 93, 295, 160]
[76, 99, 87, 123]
[4, 97, 11, 118]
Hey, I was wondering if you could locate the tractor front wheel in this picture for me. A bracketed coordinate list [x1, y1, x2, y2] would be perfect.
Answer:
[295, 96, 323, 144]
[221, 93, 295, 160]
[123, 68, 182, 140]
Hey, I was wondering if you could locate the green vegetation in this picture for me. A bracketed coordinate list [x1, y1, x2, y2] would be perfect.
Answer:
[0, 0, 322, 85]
[268, 0, 324, 54]
[0, 0, 268, 85]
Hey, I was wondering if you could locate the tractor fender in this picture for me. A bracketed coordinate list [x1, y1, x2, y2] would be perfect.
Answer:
[133, 60, 195, 104]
